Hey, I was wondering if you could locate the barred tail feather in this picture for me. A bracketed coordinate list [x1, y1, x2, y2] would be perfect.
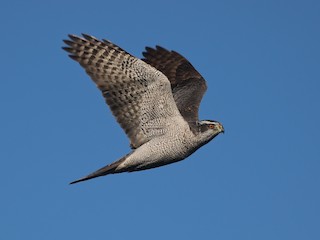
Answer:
[69, 155, 128, 184]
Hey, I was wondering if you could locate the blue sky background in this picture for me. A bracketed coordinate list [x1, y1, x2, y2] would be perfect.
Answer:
[1, 0, 319, 239]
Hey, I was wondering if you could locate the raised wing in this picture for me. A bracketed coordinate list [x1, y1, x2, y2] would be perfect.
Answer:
[142, 46, 207, 129]
[63, 34, 183, 149]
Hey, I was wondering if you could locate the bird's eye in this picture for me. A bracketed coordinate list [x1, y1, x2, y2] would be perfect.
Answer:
[209, 124, 215, 129]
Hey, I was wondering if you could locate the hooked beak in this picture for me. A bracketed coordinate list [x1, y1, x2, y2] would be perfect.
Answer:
[217, 123, 224, 134]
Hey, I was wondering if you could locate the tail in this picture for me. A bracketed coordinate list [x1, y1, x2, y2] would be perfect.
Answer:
[70, 155, 128, 185]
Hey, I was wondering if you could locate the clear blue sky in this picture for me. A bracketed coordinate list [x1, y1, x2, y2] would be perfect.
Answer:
[1, 0, 319, 239]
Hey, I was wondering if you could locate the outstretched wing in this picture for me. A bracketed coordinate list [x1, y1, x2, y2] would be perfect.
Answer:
[63, 34, 183, 149]
[142, 46, 207, 129]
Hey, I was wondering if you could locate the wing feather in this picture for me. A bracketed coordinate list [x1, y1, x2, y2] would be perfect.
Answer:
[63, 34, 183, 148]
[142, 46, 207, 129]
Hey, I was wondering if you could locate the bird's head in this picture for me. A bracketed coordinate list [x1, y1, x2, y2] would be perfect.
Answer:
[196, 120, 224, 145]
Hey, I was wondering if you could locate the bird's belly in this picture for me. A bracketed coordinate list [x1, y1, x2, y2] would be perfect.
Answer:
[119, 136, 195, 172]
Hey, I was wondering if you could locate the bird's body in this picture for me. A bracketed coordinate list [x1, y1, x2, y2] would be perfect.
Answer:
[63, 34, 224, 184]
[117, 118, 195, 171]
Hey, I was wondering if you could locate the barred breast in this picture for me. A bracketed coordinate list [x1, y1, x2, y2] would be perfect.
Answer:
[115, 119, 196, 172]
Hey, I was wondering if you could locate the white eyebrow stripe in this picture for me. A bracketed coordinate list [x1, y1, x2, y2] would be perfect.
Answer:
[199, 120, 217, 125]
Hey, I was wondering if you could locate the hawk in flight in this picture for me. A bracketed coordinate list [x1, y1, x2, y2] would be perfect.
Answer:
[63, 34, 224, 184]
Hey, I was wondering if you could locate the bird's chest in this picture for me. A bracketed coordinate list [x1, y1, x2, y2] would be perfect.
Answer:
[156, 129, 196, 160]
[127, 128, 197, 170]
